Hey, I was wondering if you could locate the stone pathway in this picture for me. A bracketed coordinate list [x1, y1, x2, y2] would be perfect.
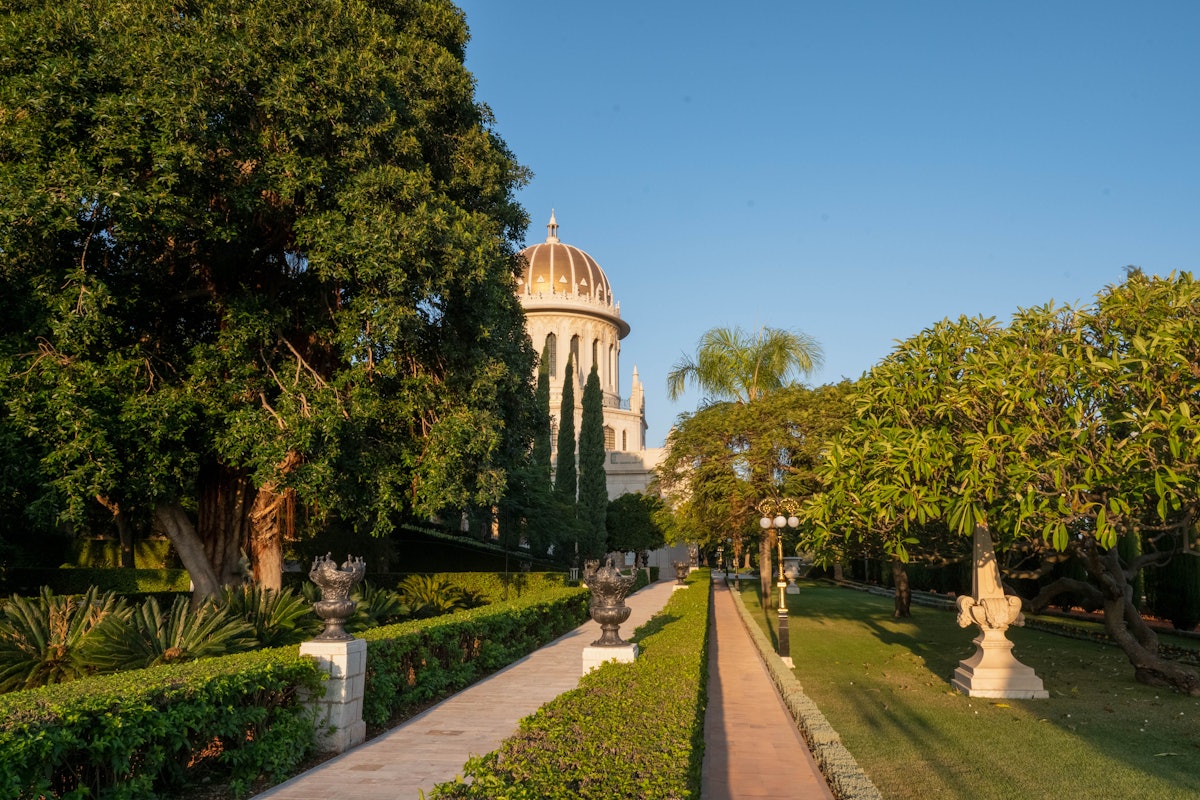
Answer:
[254, 575, 836, 800]
[253, 579, 678, 800]
[701, 580, 834, 800]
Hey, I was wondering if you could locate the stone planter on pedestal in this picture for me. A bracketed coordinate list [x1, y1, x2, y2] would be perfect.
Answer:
[301, 554, 369, 753]
[672, 560, 689, 588]
[581, 557, 638, 674]
[951, 528, 1048, 699]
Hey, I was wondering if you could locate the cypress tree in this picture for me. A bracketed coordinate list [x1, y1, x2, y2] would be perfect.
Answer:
[578, 364, 609, 559]
[522, 348, 557, 557]
[532, 347, 553, 489]
[554, 355, 577, 503]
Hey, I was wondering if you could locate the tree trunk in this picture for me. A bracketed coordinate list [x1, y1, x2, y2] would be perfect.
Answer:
[197, 464, 256, 587]
[248, 484, 289, 592]
[1086, 544, 1200, 696]
[891, 558, 911, 617]
[116, 510, 135, 569]
[155, 502, 221, 601]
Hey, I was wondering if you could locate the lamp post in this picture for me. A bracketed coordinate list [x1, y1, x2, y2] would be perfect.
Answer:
[758, 498, 800, 666]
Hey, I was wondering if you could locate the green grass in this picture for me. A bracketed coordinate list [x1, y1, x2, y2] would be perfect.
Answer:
[741, 582, 1200, 800]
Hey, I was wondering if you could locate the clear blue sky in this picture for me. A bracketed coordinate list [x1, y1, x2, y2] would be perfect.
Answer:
[455, 1, 1199, 447]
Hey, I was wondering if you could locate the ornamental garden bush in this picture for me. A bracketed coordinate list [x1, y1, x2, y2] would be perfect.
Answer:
[0, 574, 588, 798]
[430, 570, 711, 800]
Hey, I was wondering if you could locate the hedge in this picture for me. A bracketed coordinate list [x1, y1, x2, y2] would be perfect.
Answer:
[430, 570, 711, 799]
[0, 648, 323, 799]
[359, 584, 590, 726]
[3, 567, 192, 596]
[0, 576, 591, 798]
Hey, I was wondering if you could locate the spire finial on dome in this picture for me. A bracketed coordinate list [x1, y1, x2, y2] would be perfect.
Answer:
[546, 209, 559, 244]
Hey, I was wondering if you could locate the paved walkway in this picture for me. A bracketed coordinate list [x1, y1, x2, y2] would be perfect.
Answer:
[254, 579, 679, 800]
[701, 579, 834, 800]
[254, 576, 834, 800]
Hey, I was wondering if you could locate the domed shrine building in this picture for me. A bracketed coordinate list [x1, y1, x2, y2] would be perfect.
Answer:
[516, 212, 664, 497]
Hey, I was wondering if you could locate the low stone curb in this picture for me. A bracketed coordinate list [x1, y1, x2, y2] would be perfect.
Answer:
[726, 585, 884, 800]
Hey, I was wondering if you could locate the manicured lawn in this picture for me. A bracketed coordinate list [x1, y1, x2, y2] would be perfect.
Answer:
[739, 581, 1200, 800]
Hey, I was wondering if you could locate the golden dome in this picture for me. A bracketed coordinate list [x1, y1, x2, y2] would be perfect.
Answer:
[516, 211, 615, 307]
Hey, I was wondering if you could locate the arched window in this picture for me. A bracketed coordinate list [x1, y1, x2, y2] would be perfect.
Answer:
[592, 339, 600, 372]
[544, 333, 557, 377]
[550, 416, 559, 438]
[621, 431, 627, 450]
[569, 335, 580, 372]
[604, 426, 616, 450]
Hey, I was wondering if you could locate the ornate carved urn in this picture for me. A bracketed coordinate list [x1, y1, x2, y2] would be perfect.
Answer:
[951, 526, 1048, 698]
[583, 557, 637, 646]
[673, 560, 690, 584]
[309, 553, 366, 641]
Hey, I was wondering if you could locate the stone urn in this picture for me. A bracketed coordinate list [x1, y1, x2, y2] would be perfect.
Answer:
[673, 560, 690, 585]
[583, 557, 638, 646]
[783, 554, 813, 594]
[309, 553, 366, 641]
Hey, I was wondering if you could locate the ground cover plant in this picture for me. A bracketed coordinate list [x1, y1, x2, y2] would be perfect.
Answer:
[743, 582, 1200, 800]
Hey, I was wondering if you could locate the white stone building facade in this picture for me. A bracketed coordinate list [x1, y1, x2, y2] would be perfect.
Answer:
[515, 212, 664, 498]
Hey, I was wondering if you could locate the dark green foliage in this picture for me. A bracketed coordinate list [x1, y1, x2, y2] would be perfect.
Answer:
[0, 0, 536, 594]
[395, 574, 483, 618]
[1148, 553, 1200, 631]
[0, 587, 127, 692]
[348, 580, 411, 631]
[554, 356, 578, 503]
[3, 567, 192, 596]
[86, 595, 255, 672]
[431, 573, 711, 799]
[217, 584, 318, 647]
[577, 365, 608, 560]
[0, 648, 322, 799]
[360, 585, 589, 726]
[606, 492, 668, 554]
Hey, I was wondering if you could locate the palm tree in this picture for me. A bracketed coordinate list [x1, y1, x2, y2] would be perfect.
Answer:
[665, 324, 823, 599]
[666, 325, 823, 404]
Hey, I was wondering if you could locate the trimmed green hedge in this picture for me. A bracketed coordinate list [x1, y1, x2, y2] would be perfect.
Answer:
[0, 648, 323, 799]
[431, 571, 711, 800]
[4, 567, 192, 596]
[0, 576, 591, 798]
[360, 584, 590, 726]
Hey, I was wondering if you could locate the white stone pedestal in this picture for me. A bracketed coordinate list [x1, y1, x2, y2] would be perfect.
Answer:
[300, 637, 368, 753]
[952, 629, 1049, 699]
[582, 643, 638, 675]
[672, 584, 688, 592]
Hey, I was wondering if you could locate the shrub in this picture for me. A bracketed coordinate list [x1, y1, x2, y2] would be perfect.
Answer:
[0, 648, 322, 799]
[395, 574, 483, 618]
[218, 584, 320, 646]
[0, 587, 127, 692]
[349, 580, 410, 631]
[85, 595, 255, 672]
[361, 585, 590, 726]
[430, 572, 711, 799]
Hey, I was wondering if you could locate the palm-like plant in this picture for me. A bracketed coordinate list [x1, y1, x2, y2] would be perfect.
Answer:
[86, 595, 254, 672]
[666, 325, 823, 404]
[217, 585, 318, 647]
[348, 580, 411, 631]
[0, 587, 127, 692]
[395, 575, 480, 619]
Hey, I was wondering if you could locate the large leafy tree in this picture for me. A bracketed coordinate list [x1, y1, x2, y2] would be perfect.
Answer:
[811, 271, 1200, 693]
[0, 0, 536, 597]
[606, 492, 667, 557]
[656, 382, 850, 600]
[577, 364, 608, 559]
[662, 325, 826, 597]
